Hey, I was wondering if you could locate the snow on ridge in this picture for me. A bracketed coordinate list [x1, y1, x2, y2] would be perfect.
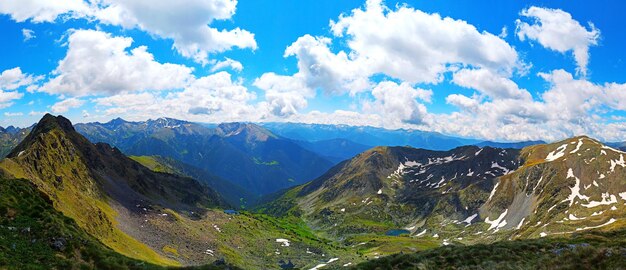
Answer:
[546, 144, 568, 161]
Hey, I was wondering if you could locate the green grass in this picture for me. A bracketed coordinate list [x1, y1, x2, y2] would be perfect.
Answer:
[252, 157, 279, 166]
[352, 230, 626, 269]
[0, 177, 164, 270]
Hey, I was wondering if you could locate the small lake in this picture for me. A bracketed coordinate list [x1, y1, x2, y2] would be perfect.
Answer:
[385, 229, 410, 236]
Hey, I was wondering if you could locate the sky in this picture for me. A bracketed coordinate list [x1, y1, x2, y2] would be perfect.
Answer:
[1, 0, 626, 142]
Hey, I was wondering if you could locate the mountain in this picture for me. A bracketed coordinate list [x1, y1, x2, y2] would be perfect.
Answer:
[0, 114, 227, 266]
[0, 114, 356, 269]
[260, 122, 479, 150]
[0, 177, 171, 269]
[293, 138, 372, 163]
[263, 136, 626, 254]
[75, 119, 334, 198]
[474, 140, 545, 149]
[129, 155, 254, 207]
[262, 145, 521, 237]
[0, 125, 30, 158]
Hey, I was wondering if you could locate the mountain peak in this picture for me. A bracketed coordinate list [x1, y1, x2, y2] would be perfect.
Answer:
[217, 122, 276, 142]
[34, 113, 76, 134]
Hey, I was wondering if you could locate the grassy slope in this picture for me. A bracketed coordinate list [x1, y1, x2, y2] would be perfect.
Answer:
[352, 230, 626, 269]
[0, 177, 165, 270]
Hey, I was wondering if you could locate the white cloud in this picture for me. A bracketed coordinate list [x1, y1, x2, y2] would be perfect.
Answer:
[4, 112, 23, 117]
[0, 91, 23, 109]
[0, 0, 91, 23]
[446, 94, 479, 111]
[0, 67, 41, 91]
[437, 69, 626, 141]
[283, 35, 370, 95]
[51, 97, 85, 113]
[363, 81, 432, 125]
[253, 72, 311, 117]
[0, 67, 40, 109]
[330, 0, 522, 84]
[499, 26, 508, 38]
[94, 71, 258, 122]
[0, 0, 256, 64]
[452, 68, 532, 100]
[516, 6, 600, 76]
[93, 0, 256, 64]
[40, 29, 193, 96]
[22, 28, 36, 41]
[210, 57, 243, 72]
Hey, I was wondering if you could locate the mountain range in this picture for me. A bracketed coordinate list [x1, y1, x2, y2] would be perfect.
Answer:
[74, 118, 335, 204]
[0, 114, 625, 269]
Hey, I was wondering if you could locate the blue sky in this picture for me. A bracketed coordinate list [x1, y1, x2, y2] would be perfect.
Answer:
[1, 0, 626, 142]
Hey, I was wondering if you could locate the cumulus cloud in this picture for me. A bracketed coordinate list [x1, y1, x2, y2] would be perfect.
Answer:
[51, 97, 85, 113]
[516, 6, 600, 76]
[94, 71, 258, 122]
[363, 81, 432, 125]
[253, 72, 312, 117]
[0, 0, 91, 23]
[438, 69, 626, 141]
[210, 57, 243, 72]
[0, 67, 41, 91]
[254, 0, 522, 116]
[0, 0, 256, 64]
[0, 67, 41, 109]
[94, 0, 257, 64]
[452, 68, 532, 100]
[330, 0, 522, 83]
[40, 29, 193, 96]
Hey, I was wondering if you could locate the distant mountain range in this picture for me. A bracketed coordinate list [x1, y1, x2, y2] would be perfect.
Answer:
[74, 118, 334, 202]
[0, 125, 30, 158]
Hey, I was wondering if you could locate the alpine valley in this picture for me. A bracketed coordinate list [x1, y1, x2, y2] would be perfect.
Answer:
[0, 114, 623, 269]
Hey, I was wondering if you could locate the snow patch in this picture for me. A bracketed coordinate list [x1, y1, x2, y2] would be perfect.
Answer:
[515, 218, 526, 230]
[576, 219, 616, 231]
[462, 214, 478, 225]
[485, 209, 508, 231]
[570, 139, 583, 154]
[546, 144, 568, 161]
[581, 193, 617, 208]
[276, 239, 290, 247]
[416, 229, 427, 237]
[309, 258, 339, 270]
[562, 169, 590, 206]
[487, 182, 500, 202]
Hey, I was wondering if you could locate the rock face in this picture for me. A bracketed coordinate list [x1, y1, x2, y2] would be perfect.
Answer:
[268, 136, 626, 241]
